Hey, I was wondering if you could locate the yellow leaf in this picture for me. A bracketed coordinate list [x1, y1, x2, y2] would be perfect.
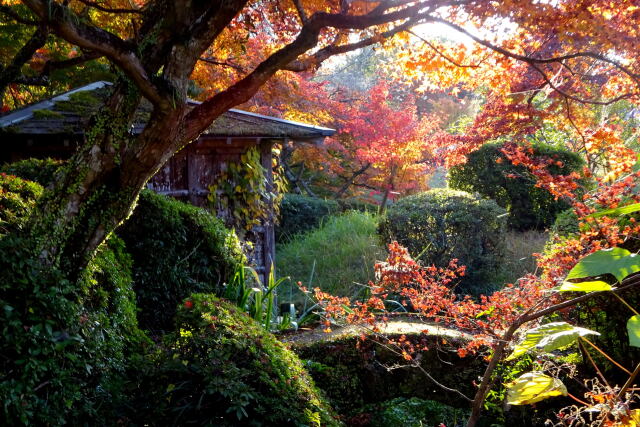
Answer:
[506, 372, 567, 405]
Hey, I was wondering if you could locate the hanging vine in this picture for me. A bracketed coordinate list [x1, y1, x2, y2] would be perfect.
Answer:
[208, 146, 287, 235]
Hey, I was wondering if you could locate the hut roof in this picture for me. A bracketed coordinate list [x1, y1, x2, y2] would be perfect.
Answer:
[0, 81, 335, 143]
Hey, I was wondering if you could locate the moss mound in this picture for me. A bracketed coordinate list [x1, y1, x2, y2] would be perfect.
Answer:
[128, 294, 339, 426]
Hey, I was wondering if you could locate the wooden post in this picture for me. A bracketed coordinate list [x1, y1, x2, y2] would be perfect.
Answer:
[186, 145, 199, 205]
[260, 139, 276, 286]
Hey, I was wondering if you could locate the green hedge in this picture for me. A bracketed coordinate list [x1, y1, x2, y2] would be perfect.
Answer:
[116, 190, 245, 332]
[448, 141, 584, 230]
[379, 189, 507, 296]
[124, 294, 338, 426]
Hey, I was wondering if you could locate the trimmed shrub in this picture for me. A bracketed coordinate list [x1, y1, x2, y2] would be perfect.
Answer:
[448, 141, 584, 230]
[0, 158, 62, 186]
[277, 211, 386, 303]
[378, 189, 507, 295]
[126, 294, 338, 426]
[116, 190, 244, 332]
[276, 193, 339, 242]
[0, 173, 43, 235]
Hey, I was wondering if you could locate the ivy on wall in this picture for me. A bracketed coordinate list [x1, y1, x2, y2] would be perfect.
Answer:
[208, 146, 287, 235]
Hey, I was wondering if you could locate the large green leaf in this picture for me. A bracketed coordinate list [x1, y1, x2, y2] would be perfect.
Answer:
[506, 372, 567, 405]
[589, 203, 640, 218]
[507, 322, 599, 360]
[559, 280, 613, 292]
[566, 248, 640, 283]
[628, 315, 640, 348]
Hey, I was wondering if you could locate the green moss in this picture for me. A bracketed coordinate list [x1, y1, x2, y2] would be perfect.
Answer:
[53, 88, 107, 114]
[124, 294, 340, 426]
[32, 109, 64, 119]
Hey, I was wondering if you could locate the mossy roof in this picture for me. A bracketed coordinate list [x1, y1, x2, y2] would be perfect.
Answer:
[0, 81, 334, 142]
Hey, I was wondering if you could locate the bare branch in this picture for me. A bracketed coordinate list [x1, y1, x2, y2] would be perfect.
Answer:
[292, 0, 308, 24]
[198, 57, 245, 73]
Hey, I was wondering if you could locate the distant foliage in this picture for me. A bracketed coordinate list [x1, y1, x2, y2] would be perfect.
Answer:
[126, 294, 338, 426]
[276, 193, 339, 242]
[0, 158, 62, 186]
[551, 208, 580, 237]
[378, 189, 507, 295]
[0, 173, 43, 235]
[117, 190, 244, 332]
[448, 141, 584, 230]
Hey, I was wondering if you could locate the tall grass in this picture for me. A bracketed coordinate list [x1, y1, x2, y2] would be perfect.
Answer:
[499, 230, 549, 284]
[276, 211, 386, 307]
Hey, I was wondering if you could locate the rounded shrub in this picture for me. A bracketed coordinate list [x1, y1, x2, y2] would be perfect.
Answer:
[448, 141, 584, 230]
[276, 193, 339, 242]
[116, 190, 245, 332]
[0, 158, 62, 186]
[128, 294, 338, 426]
[378, 189, 507, 295]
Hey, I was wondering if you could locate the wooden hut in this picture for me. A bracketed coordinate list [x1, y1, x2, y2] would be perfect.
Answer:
[0, 81, 335, 280]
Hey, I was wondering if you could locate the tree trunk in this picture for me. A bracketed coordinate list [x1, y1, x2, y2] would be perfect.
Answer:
[378, 164, 398, 215]
[28, 80, 185, 280]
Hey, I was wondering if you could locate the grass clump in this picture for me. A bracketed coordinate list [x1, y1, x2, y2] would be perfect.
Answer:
[276, 211, 385, 305]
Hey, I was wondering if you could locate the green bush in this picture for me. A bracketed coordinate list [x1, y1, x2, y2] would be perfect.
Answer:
[126, 294, 338, 426]
[276, 193, 339, 242]
[378, 189, 507, 296]
[116, 190, 245, 332]
[277, 211, 386, 304]
[368, 397, 468, 427]
[0, 234, 144, 424]
[448, 141, 584, 230]
[0, 173, 43, 235]
[0, 158, 62, 186]
[551, 208, 580, 237]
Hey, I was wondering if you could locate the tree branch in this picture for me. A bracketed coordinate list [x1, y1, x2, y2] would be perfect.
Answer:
[21, 0, 165, 106]
[0, 24, 48, 103]
[431, 17, 640, 104]
[0, 4, 38, 25]
[75, 0, 142, 14]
